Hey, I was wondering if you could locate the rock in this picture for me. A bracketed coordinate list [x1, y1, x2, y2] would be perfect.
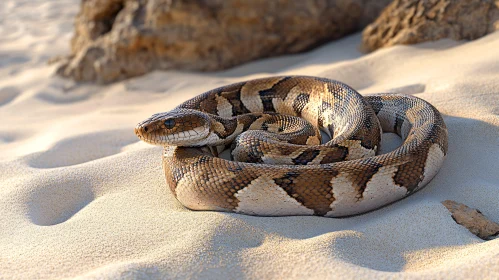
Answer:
[361, 0, 499, 52]
[442, 200, 499, 240]
[56, 0, 392, 83]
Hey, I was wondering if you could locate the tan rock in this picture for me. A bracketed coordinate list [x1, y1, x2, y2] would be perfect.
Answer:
[361, 0, 499, 52]
[442, 200, 499, 240]
[56, 0, 392, 83]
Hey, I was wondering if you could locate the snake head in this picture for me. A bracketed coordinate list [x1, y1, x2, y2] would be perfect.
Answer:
[135, 109, 211, 146]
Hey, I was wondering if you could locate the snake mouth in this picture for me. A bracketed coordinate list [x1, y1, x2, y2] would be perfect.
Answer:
[135, 125, 210, 146]
[134, 126, 146, 140]
[134, 124, 159, 145]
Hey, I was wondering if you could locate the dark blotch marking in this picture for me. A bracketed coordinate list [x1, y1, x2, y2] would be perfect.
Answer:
[258, 88, 277, 98]
[366, 96, 384, 114]
[198, 96, 218, 115]
[359, 120, 380, 150]
[292, 149, 321, 165]
[394, 114, 405, 136]
[258, 77, 295, 112]
[393, 151, 425, 193]
[163, 147, 211, 195]
[262, 99, 275, 112]
[263, 76, 297, 100]
[276, 145, 296, 156]
[238, 114, 261, 131]
[220, 85, 251, 116]
[231, 135, 265, 163]
[347, 159, 383, 201]
[292, 93, 309, 114]
[319, 147, 349, 164]
[273, 168, 337, 216]
[392, 121, 446, 193]
[211, 116, 238, 139]
[167, 146, 263, 211]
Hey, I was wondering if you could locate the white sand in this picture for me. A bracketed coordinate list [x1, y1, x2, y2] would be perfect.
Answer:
[1, 0, 499, 279]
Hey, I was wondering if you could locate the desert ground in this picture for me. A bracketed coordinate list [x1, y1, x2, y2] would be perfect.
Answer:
[0, 0, 498, 279]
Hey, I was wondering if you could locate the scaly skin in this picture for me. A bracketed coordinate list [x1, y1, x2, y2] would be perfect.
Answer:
[135, 76, 447, 217]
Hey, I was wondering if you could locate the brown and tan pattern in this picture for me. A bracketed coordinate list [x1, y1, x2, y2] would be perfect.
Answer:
[135, 76, 448, 217]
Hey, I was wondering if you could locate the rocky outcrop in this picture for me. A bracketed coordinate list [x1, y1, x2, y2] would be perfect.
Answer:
[361, 0, 499, 52]
[442, 200, 499, 240]
[56, 0, 392, 83]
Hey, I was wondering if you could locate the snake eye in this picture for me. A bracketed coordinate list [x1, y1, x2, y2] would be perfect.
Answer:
[164, 119, 176, 129]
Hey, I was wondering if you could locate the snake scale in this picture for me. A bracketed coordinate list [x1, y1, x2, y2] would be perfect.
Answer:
[135, 76, 448, 217]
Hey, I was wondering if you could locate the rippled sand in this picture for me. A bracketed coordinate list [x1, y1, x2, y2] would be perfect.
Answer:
[1, 1, 498, 279]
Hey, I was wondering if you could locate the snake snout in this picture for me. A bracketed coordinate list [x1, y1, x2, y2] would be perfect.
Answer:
[134, 126, 142, 138]
[134, 123, 153, 139]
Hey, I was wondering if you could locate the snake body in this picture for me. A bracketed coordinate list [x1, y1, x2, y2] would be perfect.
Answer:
[135, 76, 448, 217]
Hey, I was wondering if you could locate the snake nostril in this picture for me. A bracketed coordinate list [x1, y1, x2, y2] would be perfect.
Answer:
[144, 126, 148, 132]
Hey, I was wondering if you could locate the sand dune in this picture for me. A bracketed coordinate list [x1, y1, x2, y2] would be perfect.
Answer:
[1, 0, 498, 279]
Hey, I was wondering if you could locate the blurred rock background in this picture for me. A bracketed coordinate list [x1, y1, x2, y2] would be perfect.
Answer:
[55, 0, 499, 84]
[361, 0, 499, 52]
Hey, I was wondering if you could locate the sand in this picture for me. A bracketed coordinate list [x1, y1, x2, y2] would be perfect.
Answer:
[1, 0, 498, 279]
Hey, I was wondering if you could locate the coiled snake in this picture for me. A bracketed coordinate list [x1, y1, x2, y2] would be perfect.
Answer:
[135, 76, 447, 217]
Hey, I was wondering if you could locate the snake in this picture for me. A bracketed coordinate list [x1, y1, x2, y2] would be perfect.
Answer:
[135, 76, 448, 217]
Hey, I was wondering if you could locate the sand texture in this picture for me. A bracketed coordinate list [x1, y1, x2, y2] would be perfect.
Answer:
[1, 0, 498, 279]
